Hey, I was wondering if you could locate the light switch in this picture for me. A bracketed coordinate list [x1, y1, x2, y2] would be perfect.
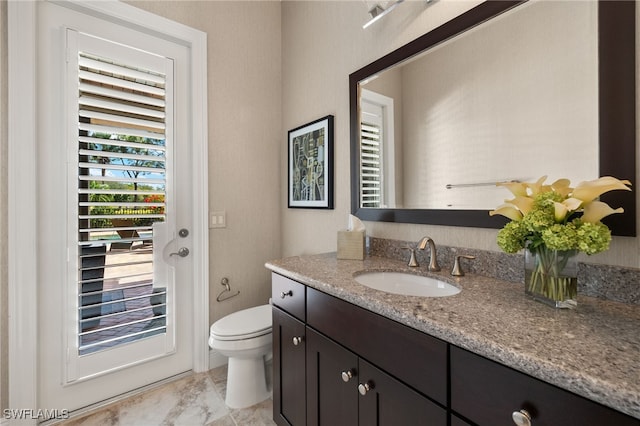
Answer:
[210, 211, 226, 228]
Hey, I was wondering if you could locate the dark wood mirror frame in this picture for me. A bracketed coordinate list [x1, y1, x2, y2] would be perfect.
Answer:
[350, 0, 636, 236]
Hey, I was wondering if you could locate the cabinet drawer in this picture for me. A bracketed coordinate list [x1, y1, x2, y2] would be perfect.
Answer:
[451, 346, 639, 426]
[271, 273, 306, 321]
[307, 287, 447, 405]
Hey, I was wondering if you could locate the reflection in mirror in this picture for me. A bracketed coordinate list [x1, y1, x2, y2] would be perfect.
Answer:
[361, 1, 597, 210]
[360, 89, 398, 208]
[350, 0, 636, 235]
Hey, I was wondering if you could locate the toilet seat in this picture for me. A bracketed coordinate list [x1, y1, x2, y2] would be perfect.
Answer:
[210, 304, 272, 341]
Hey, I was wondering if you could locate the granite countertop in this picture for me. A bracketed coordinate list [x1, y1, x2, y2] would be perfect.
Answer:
[265, 252, 640, 419]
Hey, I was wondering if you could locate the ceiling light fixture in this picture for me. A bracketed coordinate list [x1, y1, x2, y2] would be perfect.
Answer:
[362, 0, 405, 29]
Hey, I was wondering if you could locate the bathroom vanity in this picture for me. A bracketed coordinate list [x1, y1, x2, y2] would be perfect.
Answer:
[267, 253, 640, 425]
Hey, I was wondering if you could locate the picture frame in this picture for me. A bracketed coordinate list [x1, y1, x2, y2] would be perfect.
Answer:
[288, 115, 334, 209]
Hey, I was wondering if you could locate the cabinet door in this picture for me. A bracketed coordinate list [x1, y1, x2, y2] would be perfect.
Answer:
[306, 328, 358, 426]
[358, 359, 447, 426]
[273, 308, 306, 426]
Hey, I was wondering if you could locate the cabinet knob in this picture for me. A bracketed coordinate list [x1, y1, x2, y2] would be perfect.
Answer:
[358, 381, 374, 396]
[341, 369, 356, 382]
[280, 290, 293, 299]
[292, 336, 304, 346]
[512, 409, 532, 426]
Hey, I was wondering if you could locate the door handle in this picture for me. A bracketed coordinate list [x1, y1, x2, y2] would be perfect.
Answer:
[170, 247, 190, 258]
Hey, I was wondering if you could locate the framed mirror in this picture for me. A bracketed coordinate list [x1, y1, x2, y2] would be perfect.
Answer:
[350, 0, 636, 236]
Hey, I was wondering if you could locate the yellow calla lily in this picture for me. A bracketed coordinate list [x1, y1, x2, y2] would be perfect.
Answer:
[527, 176, 548, 196]
[553, 202, 568, 222]
[489, 204, 523, 221]
[562, 197, 583, 211]
[581, 201, 624, 223]
[572, 176, 632, 203]
[507, 196, 535, 215]
[551, 178, 573, 197]
[552, 198, 582, 222]
[496, 180, 528, 197]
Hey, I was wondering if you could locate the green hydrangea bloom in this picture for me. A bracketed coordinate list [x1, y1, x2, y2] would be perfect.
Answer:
[574, 220, 611, 255]
[497, 221, 528, 253]
[541, 223, 578, 251]
[522, 208, 555, 233]
[533, 191, 564, 207]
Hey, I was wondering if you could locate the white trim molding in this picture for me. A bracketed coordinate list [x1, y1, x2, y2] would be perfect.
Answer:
[8, 1, 38, 420]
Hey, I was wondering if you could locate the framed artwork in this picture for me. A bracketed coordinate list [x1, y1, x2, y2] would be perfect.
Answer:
[288, 115, 334, 209]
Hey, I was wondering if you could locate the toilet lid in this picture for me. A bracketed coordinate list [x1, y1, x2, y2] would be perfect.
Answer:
[210, 304, 272, 340]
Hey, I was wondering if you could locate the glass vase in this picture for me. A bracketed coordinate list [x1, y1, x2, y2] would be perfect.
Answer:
[524, 246, 578, 309]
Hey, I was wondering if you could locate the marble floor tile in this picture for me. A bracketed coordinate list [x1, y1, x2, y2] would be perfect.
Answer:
[60, 365, 275, 426]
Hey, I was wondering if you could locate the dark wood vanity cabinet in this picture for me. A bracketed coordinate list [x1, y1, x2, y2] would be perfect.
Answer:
[306, 327, 445, 426]
[451, 415, 473, 426]
[272, 275, 307, 426]
[273, 273, 446, 425]
[451, 346, 640, 426]
[272, 273, 639, 426]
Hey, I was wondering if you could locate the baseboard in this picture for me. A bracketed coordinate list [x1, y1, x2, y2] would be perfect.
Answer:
[209, 349, 228, 369]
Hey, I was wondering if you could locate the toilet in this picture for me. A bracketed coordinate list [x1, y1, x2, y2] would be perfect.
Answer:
[208, 304, 272, 409]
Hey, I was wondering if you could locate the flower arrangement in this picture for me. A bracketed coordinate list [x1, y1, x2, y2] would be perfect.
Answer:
[489, 176, 631, 307]
[490, 176, 631, 254]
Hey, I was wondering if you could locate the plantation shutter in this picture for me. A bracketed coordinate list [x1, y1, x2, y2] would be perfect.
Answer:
[360, 112, 383, 208]
[77, 51, 168, 355]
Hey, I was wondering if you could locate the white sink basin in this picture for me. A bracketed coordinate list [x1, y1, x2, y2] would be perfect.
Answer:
[354, 271, 461, 297]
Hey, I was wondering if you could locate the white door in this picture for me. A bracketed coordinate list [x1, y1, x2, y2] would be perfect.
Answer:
[31, 1, 205, 412]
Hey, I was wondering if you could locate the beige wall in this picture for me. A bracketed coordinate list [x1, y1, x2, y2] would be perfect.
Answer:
[281, 1, 485, 257]
[281, 0, 640, 268]
[126, 1, 283, 324]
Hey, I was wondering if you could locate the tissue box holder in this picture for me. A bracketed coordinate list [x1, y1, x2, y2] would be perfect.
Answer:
[337, 230, 365, 260]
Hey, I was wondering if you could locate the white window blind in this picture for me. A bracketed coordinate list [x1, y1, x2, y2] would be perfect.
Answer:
[360, 117, 383, 208]
[77, 52, 168, 355]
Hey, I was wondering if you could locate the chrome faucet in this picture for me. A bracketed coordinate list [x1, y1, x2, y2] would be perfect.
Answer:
[417, 237, 441, 272]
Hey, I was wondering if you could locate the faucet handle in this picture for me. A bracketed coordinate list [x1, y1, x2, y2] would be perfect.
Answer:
[451, 255, 475, 276]
[402, 247, 419, 267]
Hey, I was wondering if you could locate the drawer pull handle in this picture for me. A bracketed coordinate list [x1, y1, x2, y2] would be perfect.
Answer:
[292, 336, 304, 346]
[512, 409, 532, 426]
[358, 382, 374, 396]
[341, 369, 356, 382]
[280, 290, 293, 299]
